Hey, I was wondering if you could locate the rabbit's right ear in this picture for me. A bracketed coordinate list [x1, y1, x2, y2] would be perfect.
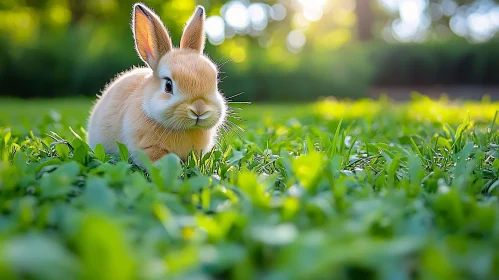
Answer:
[132, 3, 172, 71]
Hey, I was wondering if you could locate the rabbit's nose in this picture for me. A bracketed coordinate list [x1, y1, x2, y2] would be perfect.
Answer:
[188, 108, 212, 120]
[188, 100, 212, 120]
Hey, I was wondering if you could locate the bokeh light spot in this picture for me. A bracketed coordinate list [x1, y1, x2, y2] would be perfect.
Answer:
[287, 30, 306, 53]
[229, 46, 247, 63]
[248, 3, 268, 31]
[270, 4, 287, 21]
[49, 5, 71, 26]
[206, 16, 225, 45]
[223, 1, 249, 31]
[303, 6, 323, 22]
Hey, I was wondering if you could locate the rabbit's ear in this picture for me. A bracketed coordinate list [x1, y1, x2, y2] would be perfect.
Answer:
[132, 3, 172, 71]
[180, 6, 206, 53]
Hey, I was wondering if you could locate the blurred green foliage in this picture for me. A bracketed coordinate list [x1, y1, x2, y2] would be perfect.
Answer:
[0, 34, 373, 100]
[1, 0, 499, 100]
[0, 96, 499, 279]
[372, 39, 499, 86]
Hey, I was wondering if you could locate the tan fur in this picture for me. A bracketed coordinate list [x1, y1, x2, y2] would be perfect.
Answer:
[162, 51, 217, 99]
[180, 7, 206, 52]
[87, 3, 226, 166]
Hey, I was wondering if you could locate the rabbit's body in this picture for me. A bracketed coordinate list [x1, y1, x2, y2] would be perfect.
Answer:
[88, 67, 216, 162]
[87, 4, 226, 164]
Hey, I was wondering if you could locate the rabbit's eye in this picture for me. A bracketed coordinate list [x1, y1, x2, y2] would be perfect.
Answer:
[164, 77, 173, 94]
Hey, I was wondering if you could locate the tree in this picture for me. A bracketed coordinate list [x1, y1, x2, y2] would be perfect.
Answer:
[355, 0, 374, 41]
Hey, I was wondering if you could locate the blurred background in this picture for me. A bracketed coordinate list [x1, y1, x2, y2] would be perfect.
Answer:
[1, 0, 499, 101]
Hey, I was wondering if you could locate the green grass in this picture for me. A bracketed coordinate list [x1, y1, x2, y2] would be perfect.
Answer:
[1, 94, 499, 280]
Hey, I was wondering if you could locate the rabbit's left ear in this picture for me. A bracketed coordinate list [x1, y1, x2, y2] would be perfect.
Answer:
[180, 6, 206, 53]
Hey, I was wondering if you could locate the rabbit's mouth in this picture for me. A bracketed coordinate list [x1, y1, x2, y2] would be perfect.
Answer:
[188, 116, 218, 129]
[184, 105, 221, 129]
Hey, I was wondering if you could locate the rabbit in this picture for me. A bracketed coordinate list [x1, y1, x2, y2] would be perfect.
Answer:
[87, 3, 227, 165]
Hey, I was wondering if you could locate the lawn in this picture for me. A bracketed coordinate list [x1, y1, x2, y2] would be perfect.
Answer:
[1, 94, 499, 280]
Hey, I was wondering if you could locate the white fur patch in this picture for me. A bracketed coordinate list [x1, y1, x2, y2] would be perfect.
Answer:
[142, 67, 180, 125]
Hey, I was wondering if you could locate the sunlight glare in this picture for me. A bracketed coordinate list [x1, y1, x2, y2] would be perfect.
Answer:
[467, 12, 494, 42]
[297, 0, 326, 22]
[248, 3, 268, 30]
[377, 0, 399, 14]
[489, 7, 499, 27]
[303, 6, 323, 22]
[224, 1, 250, 31]
[293, 13, 310, 30]
[399, 0, 426, 24]
[205, 16, 225, 45]
[297, 0, 327, 7]
[389, 0, 430, 42]
[287, 30, 306, 53]
[392, 19, 419, 42]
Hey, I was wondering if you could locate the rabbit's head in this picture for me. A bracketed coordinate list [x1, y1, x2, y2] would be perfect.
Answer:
[132, 3, 226, 130]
